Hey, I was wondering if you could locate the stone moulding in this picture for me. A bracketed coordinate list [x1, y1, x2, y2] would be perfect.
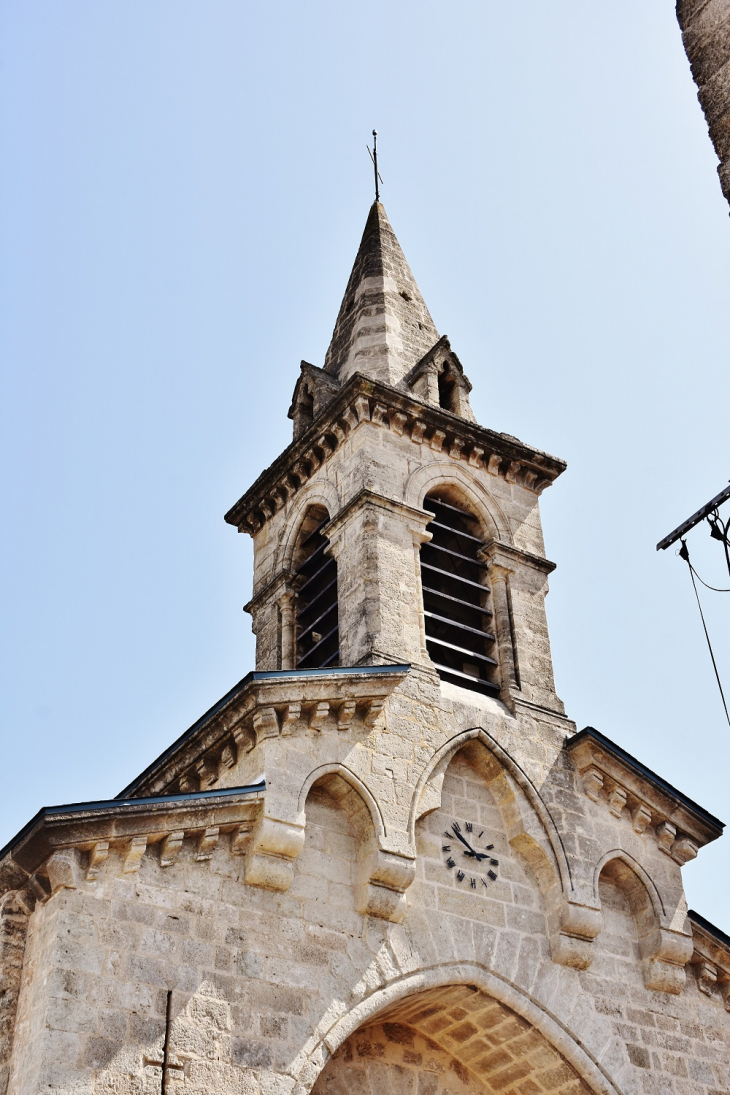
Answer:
[0, 783, 265, 899]
[121, 664, 410, 800]
[565, 725, 724, 857]
[224, 372, 567, 535]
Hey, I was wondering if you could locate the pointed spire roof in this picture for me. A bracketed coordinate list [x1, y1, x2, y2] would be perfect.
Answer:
[324, 202, 440, 386]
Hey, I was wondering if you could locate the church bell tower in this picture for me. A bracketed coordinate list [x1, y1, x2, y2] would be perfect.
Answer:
[2, 195, 725, 1095]
[226, 200, 567, 720]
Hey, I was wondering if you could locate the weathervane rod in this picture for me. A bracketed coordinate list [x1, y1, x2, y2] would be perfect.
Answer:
[367, 130, 383, 203]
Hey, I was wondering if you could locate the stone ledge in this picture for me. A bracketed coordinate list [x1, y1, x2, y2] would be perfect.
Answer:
[0, 783, 265, 898]
[565, 726, 724, 852]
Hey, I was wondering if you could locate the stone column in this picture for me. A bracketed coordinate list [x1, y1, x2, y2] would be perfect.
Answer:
[276, 589, 296, 670]
[325, 491, 433, 667]
[485, 560, 518, 703]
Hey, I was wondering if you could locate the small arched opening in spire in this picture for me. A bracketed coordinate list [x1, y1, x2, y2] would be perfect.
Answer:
[437, 365, 458, 413]
[293, 506, 340, 670]
[420, 491, 498, 696]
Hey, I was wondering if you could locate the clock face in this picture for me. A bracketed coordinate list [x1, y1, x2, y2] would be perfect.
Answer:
[441, 819, 499, 891]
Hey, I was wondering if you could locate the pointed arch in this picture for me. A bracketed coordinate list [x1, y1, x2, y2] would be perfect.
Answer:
[594, 849, 665, 921]
[404, 462, 513, 546]
[410, 727, 571, 899]
[296, 962, 624, 1095]
[297, 762, 386, 842]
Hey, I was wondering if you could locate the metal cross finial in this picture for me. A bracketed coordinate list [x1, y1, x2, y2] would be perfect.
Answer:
[367, 130, 384, 202]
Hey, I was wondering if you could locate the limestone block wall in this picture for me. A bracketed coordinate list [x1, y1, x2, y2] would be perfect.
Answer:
[3, 673, 727, 1093]
[677, 0, 730, 206]
[244, 400, 563, 716]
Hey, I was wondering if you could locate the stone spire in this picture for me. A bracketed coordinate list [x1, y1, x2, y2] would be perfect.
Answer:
[323, 202, 440, 387]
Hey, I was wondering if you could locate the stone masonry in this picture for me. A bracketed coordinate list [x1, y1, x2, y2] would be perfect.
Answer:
[677, 0, 730, 206]
[0, 200, 728, 1094]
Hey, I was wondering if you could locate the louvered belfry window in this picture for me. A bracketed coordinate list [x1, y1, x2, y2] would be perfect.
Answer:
[294, 508, 340, 670]
[420, 494, 499, 696]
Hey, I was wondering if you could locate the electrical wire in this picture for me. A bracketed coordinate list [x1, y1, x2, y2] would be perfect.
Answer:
[679, 540, 730, 728]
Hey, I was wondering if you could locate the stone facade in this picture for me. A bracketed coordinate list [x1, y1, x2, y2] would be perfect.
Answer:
[1, 201, 729, 1094]
[677, 0, 730, 206]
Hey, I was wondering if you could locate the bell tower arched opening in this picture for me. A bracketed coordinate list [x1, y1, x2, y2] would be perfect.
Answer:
[420, 492, 498, 696]
[293, 505, 340, 669]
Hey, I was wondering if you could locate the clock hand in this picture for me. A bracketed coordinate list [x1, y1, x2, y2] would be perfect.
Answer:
[451, 827, 477, 855]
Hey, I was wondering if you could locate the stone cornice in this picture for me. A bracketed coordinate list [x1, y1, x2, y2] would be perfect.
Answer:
[566, 726, 724, 852]
[480, 541, 557, 576]
[224, 373, 567, 534]
[0, 783, 265, 898]
[118, 665, 411, 800]
[690, 910, 730, 975]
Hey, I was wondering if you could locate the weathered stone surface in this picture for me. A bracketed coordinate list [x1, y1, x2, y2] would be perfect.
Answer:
[1, 199, 728, 1093]
[678, 0, 730, 204]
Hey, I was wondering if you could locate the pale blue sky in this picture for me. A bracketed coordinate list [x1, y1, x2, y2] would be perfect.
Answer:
[1, 2, 729, 924]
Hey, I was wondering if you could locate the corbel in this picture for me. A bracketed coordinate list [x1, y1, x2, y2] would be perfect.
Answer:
[487, 453, 502, 475]
[448, 438, 463, 460]
[309, 701, 330, 731]
[353, 394, 370, 422]
[28, 874, 51, 904]
[582, 767, 604, 803]
[696, 960, 718, 996]
[196, 755, 219, 789]
[243, 815, 305, 893]
[411, 421, 426, 444]
[281, 702, 301, 735]
[46, 849, 81, 894]
[86, 841, 110, 881]
[371, 402, 388, 426]
[363, 699, 384, 728]
[341, 406, 359, 432]
[330, 421, 347, 446]
[550, 901, 603, 970]
[721, 977, 730, 1012]
[337, 700, 357, 731]
[389, 411, 408, 435]
[159, 831, 185, 868]
[220, 739, 237, 769]
[429, 429, 446, 452]
[505, 461, 521, 483]
[607, 786, 627, 818]
[641, 928, 694, 994]
[178, 771, 199, 794]
[671, 837, 698, 865]
[656, 821, 676, 854]
[468, 445, 484, 468]
[253, 706, 279, 744]
[356, 848, 416, 923]
[123, 836, 148, 874]
[231, 820, 254, 856]
[196, 827, 220, 862]
[523, 470, 538, 490]
[632, 804, 652, 834]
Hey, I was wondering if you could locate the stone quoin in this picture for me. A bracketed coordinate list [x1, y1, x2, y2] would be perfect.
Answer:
[1, 195, 728, 1094]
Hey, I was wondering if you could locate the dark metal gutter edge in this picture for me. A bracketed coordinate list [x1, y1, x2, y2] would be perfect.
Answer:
[566, 727, 724, 831]
[689, 909, 730, 951]
[117, 664, 411, 799]
[0, 782, 265, 865]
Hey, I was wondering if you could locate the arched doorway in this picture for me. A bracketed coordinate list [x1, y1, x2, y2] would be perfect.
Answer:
[310, 975, 617, 1095]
